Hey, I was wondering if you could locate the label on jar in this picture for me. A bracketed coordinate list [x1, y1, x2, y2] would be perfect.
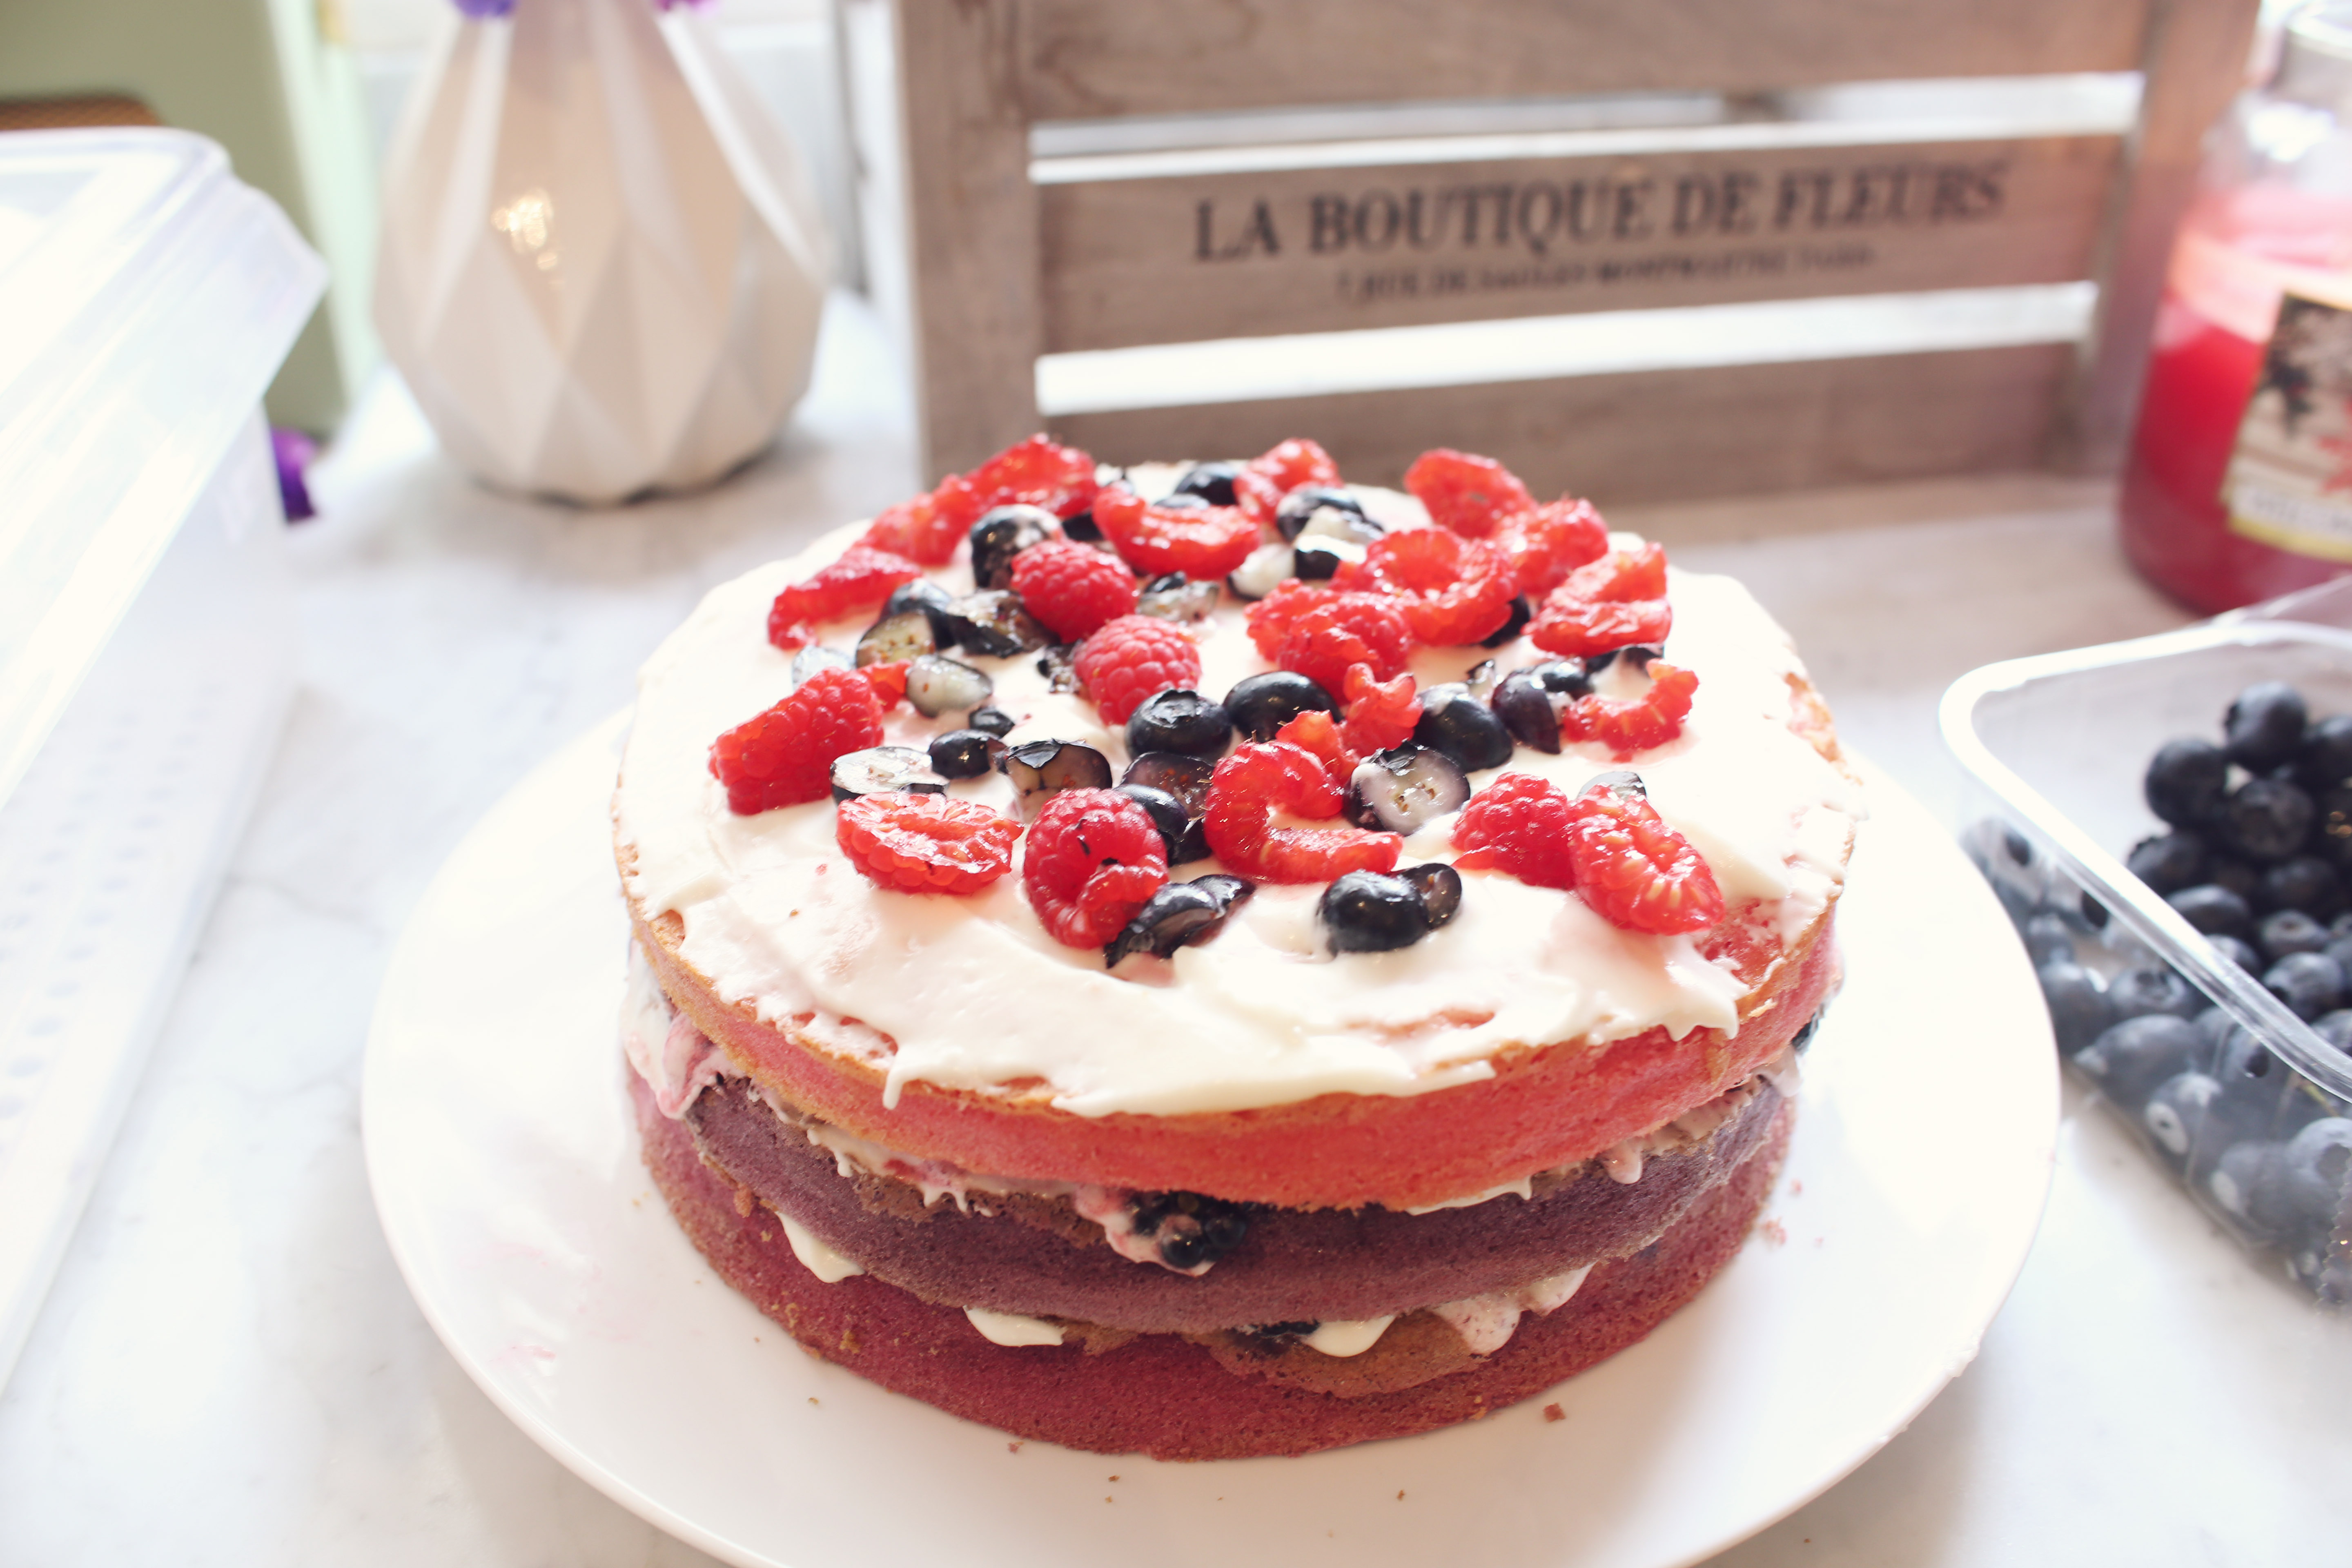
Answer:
[2225, 291, 2352, 562]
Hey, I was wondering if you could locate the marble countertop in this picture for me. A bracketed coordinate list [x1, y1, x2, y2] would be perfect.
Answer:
[2, 292, 2344, 1564]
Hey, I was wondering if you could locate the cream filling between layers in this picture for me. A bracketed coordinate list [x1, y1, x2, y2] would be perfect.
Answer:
[615, 477, 1862, 1120]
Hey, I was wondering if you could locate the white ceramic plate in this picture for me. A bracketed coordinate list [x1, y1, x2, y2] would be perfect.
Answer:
[364, 717, 2056, 1568]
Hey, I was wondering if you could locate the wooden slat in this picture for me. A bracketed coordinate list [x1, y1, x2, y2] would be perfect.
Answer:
[2063, 0, 2264, 472]
[1019, 0, 2152, 120]
[894, 0, 1045, 479]
[1040, 136, 2118, 352]
[1047, 345, 2072, 504]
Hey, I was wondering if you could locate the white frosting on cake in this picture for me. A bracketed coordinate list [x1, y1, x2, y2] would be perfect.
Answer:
[614, 480, 1861, 1120]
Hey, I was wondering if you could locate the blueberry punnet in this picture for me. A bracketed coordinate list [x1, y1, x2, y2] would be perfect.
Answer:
[928, 728, 1007, 780]
[2145, 738, 2230, 826]
[1318, 866, 1458, 953]
[969, 504, 1061, 590]
[1104, 875, 1254, 967]
[2216, 777, 2314, 862]
[1225, 669, 1338, 740]
[1412, 684, 1514, 772]
[904, 653, 993, 717]
[830, 746, 947, 802]
[1001, 739, 1112, 818]
[1126, 688, 1233, 759]
[2224, 681, 2309, 771]
[855, 609, 938, 667]
[1345, 744, 1471, 833]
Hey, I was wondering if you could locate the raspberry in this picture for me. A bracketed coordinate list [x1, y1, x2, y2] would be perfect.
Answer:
[1275, 709, 1355, 785]
[1092, 486, 1261, 579]
[1204, 742, 1402, 883]
[1404, 449, 1536, 539]
[1021, 789, 1168, 947]
[770, 621, 815, 652]
[707, 667, 883, 814]
[860, 474, 984, 566]
[1495, 498, 1609, 598]
[1072, 614, 1204, 724]
[1340, 663, 1421, 755]
[1559, 662, 1698, 759]
[1334, 528, 1513, 645]
[837, 792, 1022, 894]
[1245, 579, 1338, 659]
[1528, 543, 1674, 658]
[1234, 437, 1342, 524]
[861, 659, 909, 712]
[1276, 593, 1414, 693]
[965, 434, 1100, 519]
[1009, 540, 1138, 641]
[1566, 782, 1724, 934]
[769, 545, 924, 641]
[1449, 773, 1577, 889]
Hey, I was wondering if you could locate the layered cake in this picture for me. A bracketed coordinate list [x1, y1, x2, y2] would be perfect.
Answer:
[614, 437, 1862, 1460]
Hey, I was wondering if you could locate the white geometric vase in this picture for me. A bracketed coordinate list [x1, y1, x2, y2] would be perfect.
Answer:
[374, 0, 830, 503]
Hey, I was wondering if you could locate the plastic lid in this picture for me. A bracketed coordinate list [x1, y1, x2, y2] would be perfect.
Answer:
[0, 129, 324, 813]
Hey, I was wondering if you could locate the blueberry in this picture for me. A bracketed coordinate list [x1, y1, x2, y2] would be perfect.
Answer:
[2205, 1022, 2326, 1152]
[2212, 934, 2264, 971]
[904, 653, 993, 718]
[2080, 891, 2111, 930]
[1120, 752, 1215, 816]
[2315, 1009, 2352, 1055]
[1116, 784, 1192, 858]
[2216, 777, 2314, 862]
[1319, 870, 1437, 952]
[2038, 962, 2113, 1053]
[830, 746, 947, 802]
[2261, 909, 2332, 961]
[855, 609, 938, 668]
[969, 504, 1061, 590]
[2209, 1140, 2300, 1240]
[2224, 681, 2309, 771]
[1412, 684, 1514, 772]
[1128, 1190, 1253, 1270]
[1345, 744, 1471, 833]
[1292, 498, 1383, 548]
[2207, 857, 2262, 899]
[1790, 1009, 1825, 1053]
[2144, 1071, 2225, 1165]
[1225, 542, 1296, 601]
[1036, 643, 1078, 693]
[927, 729, 1006, 780]
[1399, 863, 1463, 929]
[2145, 738, 2229, 826]
[2297, 713, 2352, 793]
[2168, 883, 2253, 939]
[1292, 534, 1367, 579]
[2126, 831, 2207, 895]
[1136, 574, 1220, 622]
[2020, 912, 2076, 967]
[2257, 854, 2343, 918]
[2266, 951, 2346, 1019]
[2076, 1013, 2201, 1107]
[1463, 659, 1502, 702]
[2281, 1117, 2352, 1229]
[1492, 668, 1566, 754]
[1168, 461, 1244, 507]
[1124, 689, 1232, 761]
[1482, 595, 1535, 648]
[1060, 509, 1102, 543]
[2317, 786, 2352, 869]
[1154, 490, 1210, 511]
[1172, 818, 1212, 865]
[2107, 965, 2203, 1022]
[1273, 485, 1367, 540]
[789, 644, 854, 684]
[1585, 644, 1663, 676]
[882, 576, 958, 642]
[942, 590, 1052, 656]
[1225, 670, 1337, 740]
[1001, 739, 1112, 818]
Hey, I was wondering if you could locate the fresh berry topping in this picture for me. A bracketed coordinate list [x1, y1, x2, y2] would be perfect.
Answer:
[1400, 862, 1464, 927]
[1021, 789, 1170, 947]
[1528, 543, 1674, 658]
[1276, 593, 1416, 692]
[941, 589, 1053, 656]
[1067, 614, 1203, 725]
[830, 744, 944, 800]
[860, 659, 910, 711]
[1092, 486, 1262, 580]
[1203, 741, 1403, 883]
[1105, 875, 1256, 967]
[970, 504, 1063, 590]
[708, 666, 885, 814]
[1226, 541, 1297, 600]
[1116, 783, 1194, 858]
[1450, 773, 1578, 888]
[1482, 594, 1535, 648]
[1339, 663, 1421, 756]
[904, 653, 994, 717]
[855, 608, 938, 668]
[1126, 688, 1234, 759]
[1121, 751, 1216, 815]
[1319, 868, 1445, 952]
[836, 791, 1022, 894]
[791, 644, 854, 684]
[2225, 681, 2309, 770]
[771, 546, 924, 641]
[1565, 778, 1725, 934]
[1494, 498, 1609, 597]
[1233, 437, 1343, 524]
[1274, 485, 1370, 541]
[1403, 449, 1536, 539]
[1168, 461, 1245, 506]
[1558, 660, 1698, 759]
[1225, 669, 1339, 740]
[964, 434, 1100, 520]
[1136, 572, 1221, 621]
[1002, 738, 1115, 819]
[1334, 528, 1515, 646]
[928, 728, 1008, 779]
[1274, 708, 1356, 785]
[1412, 683, 1515, 772]
[860, 474, 983, 565]
[968, 705, 1016, 737]
[1492, 662, 1590, 754]
[1010, 540, 1139, 641]
[1245, 579, 1338, 659]
[769, 621, 815, 652]
[882, 576, 958, 641]
[1345, 744, 1470, 833]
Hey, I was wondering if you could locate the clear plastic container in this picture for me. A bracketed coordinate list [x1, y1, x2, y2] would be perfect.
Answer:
[1942, 602, 2352, 1303]
[0, 129, 324, 1385]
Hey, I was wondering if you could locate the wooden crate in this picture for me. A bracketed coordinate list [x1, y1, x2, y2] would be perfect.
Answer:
[843, 0, 2259, 501]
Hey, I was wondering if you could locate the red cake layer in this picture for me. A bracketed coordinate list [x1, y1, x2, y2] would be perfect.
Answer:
[682, 1067, 1788, 1332]
[635, 1068, 1792, 1461]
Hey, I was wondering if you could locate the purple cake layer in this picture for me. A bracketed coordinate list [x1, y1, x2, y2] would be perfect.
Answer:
[683, 1070, 1784, 1333]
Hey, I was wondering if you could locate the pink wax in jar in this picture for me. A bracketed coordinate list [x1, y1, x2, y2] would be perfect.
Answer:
[2120, 8, 2352, 613]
